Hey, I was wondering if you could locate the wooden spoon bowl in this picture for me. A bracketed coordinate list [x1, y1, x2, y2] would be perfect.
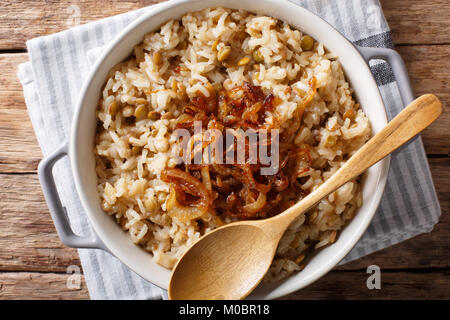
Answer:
[169, 223, 277, 300]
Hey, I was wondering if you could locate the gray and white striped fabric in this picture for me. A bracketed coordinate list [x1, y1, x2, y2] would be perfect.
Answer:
[18, 0, 440, 299]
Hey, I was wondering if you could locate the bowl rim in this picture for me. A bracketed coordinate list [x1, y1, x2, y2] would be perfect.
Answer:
[69, 0, 390, 299]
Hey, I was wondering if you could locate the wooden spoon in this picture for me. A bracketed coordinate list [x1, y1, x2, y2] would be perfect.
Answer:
[168, 94, 442, 300]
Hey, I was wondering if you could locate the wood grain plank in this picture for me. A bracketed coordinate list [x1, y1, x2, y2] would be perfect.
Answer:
[0, 157, 448, 273]
[397, 45, 450, 155]
[0, 174, 81, 272]
[0, 46, 448, 175]
[284, 269, 450, 300]
[1, 270, 448, 300]
[0, 0, 449, 50]
[380, 0, 450, 45]
[0, 0, 163, 50]
[0, 53, 42, 173]
[0, 272, 89, 299]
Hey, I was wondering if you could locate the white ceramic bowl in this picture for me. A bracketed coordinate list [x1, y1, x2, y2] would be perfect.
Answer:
[68, 0, 389, 299]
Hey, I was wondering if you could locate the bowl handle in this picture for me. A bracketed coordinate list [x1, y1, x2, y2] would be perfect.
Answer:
[356, 45, 414, 106]
[38, 141, 109, 252]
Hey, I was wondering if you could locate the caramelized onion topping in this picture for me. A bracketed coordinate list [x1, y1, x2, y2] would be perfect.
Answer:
[163, 80, 317, 221]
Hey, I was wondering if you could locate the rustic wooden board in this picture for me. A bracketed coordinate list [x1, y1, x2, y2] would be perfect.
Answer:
[0, 0, 449, 50]
[0, 0, 448, 301]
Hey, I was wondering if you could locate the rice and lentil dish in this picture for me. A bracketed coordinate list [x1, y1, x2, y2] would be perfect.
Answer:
[94, 7, 371, 281]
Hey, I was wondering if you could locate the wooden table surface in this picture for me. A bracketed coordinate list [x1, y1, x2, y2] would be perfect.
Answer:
[0, 0, 448, 300]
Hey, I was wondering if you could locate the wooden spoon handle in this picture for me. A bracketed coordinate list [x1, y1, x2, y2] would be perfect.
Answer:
[269, 94, 442, 231]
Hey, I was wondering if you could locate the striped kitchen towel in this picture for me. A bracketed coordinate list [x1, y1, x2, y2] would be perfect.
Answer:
[18, 0, 441, 299]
